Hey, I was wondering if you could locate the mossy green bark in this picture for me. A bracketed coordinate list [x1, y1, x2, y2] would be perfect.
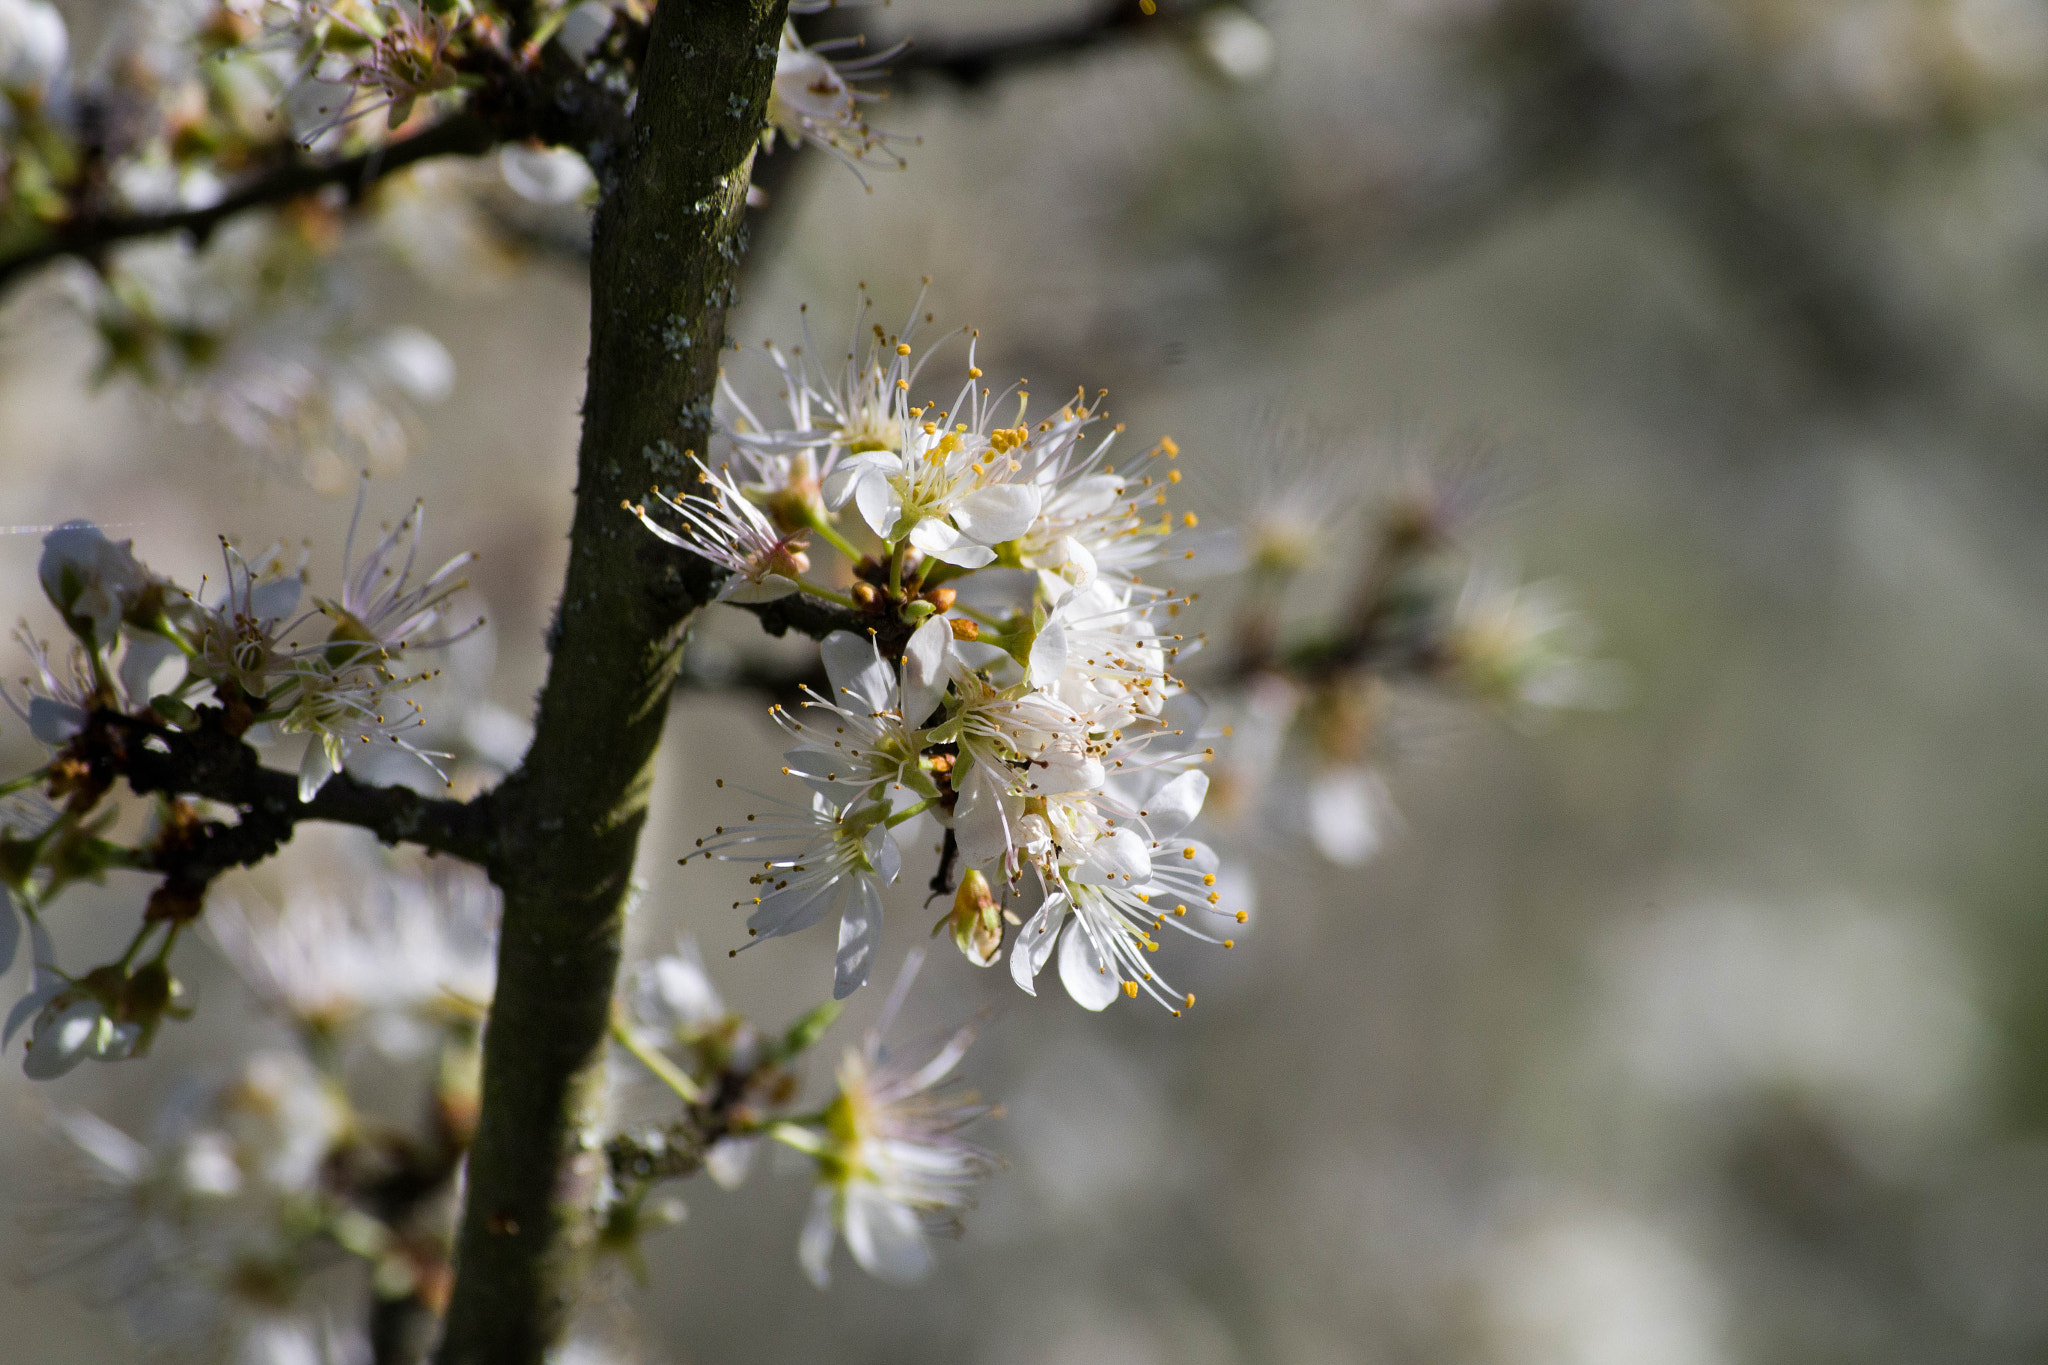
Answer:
[435, 3, 789, 1360]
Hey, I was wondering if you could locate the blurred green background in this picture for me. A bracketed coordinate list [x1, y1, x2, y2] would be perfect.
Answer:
[7, 0, 2048, 1360]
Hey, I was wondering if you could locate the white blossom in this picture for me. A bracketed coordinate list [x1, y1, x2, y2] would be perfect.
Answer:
[207, 857, 498, 1050]
[772, 628, 938, 810]
[779, 951, 994, 1287]
[0, 0, 66, 102]
[690, 790, 902, 999]
[28, 1051, 355, 1361]
[763, 19, 908, 180]
[631, 457, 814, 603]
[38, 521, 151, 647]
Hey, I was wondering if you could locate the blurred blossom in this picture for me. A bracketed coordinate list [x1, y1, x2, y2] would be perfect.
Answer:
[499, 144, 597, 206]
[1192, 8, 1276, 85]
[1444, 566, 1623, 720]
[762, 17, 909, 181]
[29, 1050, 356, 1362]
[207, 854, 498, 1051]
[775, 952, 996, 1287]
[372, 163, 519, 289]
[1478, 1206, 1725, 1365]
[1304, 762, 1401, 867]
[1601, 895, 1988, 1132]
[0, 0, 66, 103]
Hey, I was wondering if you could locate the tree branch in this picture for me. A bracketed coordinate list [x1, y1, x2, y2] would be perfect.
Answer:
[0, 39, 630, 294]
[0, 116, 495, 293]
[59, 707, 492, 923]
[433, 2, 789, 1359]
[890, 0, 1212, 89]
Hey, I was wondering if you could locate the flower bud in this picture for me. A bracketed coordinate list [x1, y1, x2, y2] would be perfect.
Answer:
[946, 868, 1004, 967]
[39, 522, 149, 648]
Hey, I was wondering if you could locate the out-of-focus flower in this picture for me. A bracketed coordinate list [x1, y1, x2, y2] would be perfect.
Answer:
[1479, 1205, 1725, 1365]
[498, 143, 595, 205]
[207, 856, 498, 1051]
[38, 521, 151, 648]
[621, 937, 761, 1187]
[776, 951, 996, 1287]
[29, 1050, 356, 1361]
[1192, 6, 1275, 84]
[0, 0, 67, 103]
[1305, 762, 1400, 867]
[763, 19, 908, 180]
[1443, 566, 1622, 720]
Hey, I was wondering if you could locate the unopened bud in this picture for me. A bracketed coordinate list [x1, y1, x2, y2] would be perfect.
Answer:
[946, 869, 1004, 967]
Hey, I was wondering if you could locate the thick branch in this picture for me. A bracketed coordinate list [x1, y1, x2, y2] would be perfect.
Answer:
[433, 2, 788, 1360]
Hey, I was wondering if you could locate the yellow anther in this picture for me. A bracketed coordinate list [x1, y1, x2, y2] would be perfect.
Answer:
[1159, 436, 1179, 457]
[1202, 873, 1216, 886]
[1168, 469, 1181, 483]
[1174, 905, 1187, 916]
[968, 367, 983, 378]
[1235, 910, 1248, 923]
[1183, 512, 1199, 528]
[897, 343, 912, 355]
[1123, 980, 1139, 999]
[1223, 939, 1235, 949]
[1183, 846, 1197, 859]
[1184, 993, 1196, 1007]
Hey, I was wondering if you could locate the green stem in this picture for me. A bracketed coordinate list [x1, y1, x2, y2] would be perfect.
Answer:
[434, 5, 790, 1362]
[793, 580, 859, 610]
[0, 766, 50, 799]
[608, 1013, 704, 1104]
[885, 795, 941, 827]
[803, 509, 863, 562]
[888, 540, 907, 597]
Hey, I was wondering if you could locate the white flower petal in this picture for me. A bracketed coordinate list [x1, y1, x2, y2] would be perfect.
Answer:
[1026, 618, 1067, 689]
[907, 518, 995, 568]
[833, 876, 884, 999]
[799, 1186, 837, 1288]
[899, 615, 953, 725]
[842, 1182, 934, 1283]
[950, 484, 1041, 546]
[1142, 770, 1209, 838]
[749, 878, 839, 940]
[1010, 893, 1065, 994]
[1058, 920, 1121, 1011]
[1073, 827, 1150, 887]
[822, 630, 893, 711]
[854, 471, 903, 539]
[718, 574, 801, 603]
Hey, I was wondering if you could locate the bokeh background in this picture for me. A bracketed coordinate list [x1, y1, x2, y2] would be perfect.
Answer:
[7, 0, 2048, 1360]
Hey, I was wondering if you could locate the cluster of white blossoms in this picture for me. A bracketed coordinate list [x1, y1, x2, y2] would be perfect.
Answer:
[0, 504, 478, 1080]
[16, 498, 476, 801]
[648, 305, 1240, 1012]
[32, 1049, 357, 1363]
